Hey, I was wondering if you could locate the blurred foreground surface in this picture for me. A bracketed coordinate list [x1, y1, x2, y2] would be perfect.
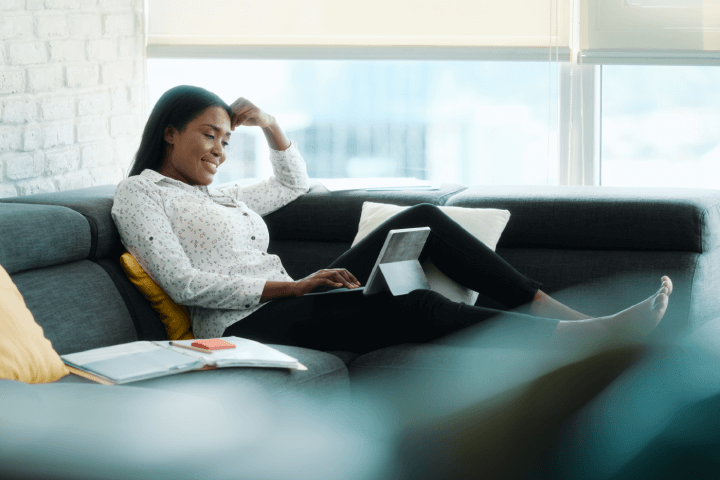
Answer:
[3, 314, 720, 480]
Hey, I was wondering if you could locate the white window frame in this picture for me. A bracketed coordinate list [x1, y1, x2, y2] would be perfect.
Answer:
[558, 62, 601, 186]
[559, 0, 601, 186]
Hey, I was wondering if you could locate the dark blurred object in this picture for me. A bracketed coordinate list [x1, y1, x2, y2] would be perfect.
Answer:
[379, 344, 647, 480]
[541, 319, 720, 480]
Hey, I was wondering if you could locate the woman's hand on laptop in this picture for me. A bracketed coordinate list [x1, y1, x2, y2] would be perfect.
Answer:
[292, 269, 362, 296]
[260, 269, 361, 301]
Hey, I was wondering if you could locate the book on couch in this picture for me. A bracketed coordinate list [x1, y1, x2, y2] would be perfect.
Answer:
[61, 336, 306, 385]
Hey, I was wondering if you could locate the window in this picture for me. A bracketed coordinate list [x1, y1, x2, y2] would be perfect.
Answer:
[601, 65, 720, 188]
[146, 0, 720, 189]
[147, 58, 560, 186]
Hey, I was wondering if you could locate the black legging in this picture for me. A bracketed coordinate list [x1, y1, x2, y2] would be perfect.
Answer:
[224, 204, 559, 353]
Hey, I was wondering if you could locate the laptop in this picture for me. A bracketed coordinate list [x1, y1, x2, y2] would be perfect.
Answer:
[304, 227, 432, 297]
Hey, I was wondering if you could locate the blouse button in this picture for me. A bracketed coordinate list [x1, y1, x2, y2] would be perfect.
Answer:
[251, 236, 256, 240]
[243, 213, 249, 216]
[149, 237, 153, 241]
[245, 304, 250, 308]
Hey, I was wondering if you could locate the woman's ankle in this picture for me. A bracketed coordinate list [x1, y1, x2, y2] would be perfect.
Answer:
[530, 290, 592, 321]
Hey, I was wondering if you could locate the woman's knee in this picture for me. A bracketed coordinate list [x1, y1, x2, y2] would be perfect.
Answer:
[408, 203, 439, 215]
[400, 203, 443, 225]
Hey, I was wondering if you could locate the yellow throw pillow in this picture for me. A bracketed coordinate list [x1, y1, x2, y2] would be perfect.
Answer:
[0, 263, 69, 383]
[119, 253, 194, 341]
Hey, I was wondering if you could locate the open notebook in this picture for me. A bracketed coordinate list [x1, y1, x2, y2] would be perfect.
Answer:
[61, 336, 306, 385]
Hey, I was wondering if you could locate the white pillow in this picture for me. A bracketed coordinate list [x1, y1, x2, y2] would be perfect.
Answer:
[352, 202, 511, 305]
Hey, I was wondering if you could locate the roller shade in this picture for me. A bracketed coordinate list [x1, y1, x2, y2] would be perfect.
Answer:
[580, 0, 720, 65]
[146, 0, 571, 60]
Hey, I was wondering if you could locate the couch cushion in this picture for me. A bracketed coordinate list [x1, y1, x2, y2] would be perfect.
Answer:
[11, 260, 139, 355]
[263, 180, 467, 243]
[0, 263, 70, 383]
[445, 185, 720, 253]
[0, 203, 90, 275]
[325, 350, 361, 366]
[0, 184, 118, 260]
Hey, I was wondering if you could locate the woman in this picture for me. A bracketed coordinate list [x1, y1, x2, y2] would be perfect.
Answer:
[112, 85, 672, 353]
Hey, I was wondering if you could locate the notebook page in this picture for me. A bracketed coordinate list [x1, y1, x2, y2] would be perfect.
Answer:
[157, 337, 301, 369]
[61, 341, 204, 383]
[62, 341, 161, 365]
[79, 349, 200, 383]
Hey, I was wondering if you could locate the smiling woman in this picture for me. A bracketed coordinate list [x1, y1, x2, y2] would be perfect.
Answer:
[158, 106, 232, 186]
[134, 86, 293, 187]
[127, 86, 234, 179]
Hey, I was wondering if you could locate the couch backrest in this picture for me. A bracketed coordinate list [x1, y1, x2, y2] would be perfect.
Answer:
[0, 202, 140, 355]
[0, 187, 167, 355]
[446, 185, 720, 254]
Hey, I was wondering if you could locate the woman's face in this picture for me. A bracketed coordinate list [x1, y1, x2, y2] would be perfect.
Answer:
[159, 106, 232, 186]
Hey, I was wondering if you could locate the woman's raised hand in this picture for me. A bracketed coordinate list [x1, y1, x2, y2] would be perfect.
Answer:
[292, 269, 362, 297]
[229, 97, 273, 131]
[229, 97, 291, 151]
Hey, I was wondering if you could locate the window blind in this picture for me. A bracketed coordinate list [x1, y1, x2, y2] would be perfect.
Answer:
[146, 0, 571, 61]
[580, 0, 720, 65]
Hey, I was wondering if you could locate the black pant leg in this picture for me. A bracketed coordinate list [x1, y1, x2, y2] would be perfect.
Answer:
[328, 204, 542, 308]
[224, 289, 558, 354]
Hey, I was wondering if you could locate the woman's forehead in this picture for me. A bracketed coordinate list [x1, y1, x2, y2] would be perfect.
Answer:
[195, 106, 231, 132]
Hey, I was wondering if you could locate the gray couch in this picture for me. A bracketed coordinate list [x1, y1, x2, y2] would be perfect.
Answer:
[2, 180, 720, 479]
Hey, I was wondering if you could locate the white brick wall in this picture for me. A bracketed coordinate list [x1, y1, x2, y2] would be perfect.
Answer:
[0, 0, 145, 197]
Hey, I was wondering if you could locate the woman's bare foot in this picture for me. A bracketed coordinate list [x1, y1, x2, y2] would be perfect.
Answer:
[530, 290, 593, 321]
[553, 276, 672, 348]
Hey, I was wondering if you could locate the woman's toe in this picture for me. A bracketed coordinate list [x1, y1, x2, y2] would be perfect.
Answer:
[662, 276, 673, 296]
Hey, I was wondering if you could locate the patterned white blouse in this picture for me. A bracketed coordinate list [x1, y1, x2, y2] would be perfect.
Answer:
[111, 141, 310, 339]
